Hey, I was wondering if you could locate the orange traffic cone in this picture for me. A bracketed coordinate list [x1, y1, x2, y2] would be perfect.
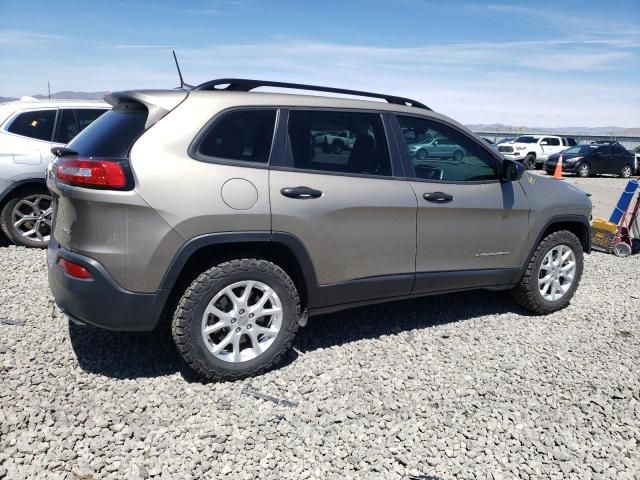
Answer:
[553, 153, 564, 180]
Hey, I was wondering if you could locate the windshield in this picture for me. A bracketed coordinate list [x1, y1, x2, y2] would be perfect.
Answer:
[514, 136, 538, 143]
[564, 145, 596, 155]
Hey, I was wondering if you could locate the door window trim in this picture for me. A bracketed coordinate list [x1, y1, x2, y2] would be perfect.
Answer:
[188, 106, 280, 170]
[273, 106, 404, 180]
[390, 113, 505, 185]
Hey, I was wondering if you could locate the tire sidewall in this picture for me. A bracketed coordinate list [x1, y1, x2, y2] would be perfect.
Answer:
[176, 263, 298, 376]
[529, 233, 583, 311]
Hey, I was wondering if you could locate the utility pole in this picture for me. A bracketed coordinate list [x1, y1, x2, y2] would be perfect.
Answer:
[47, 81, 51, 99]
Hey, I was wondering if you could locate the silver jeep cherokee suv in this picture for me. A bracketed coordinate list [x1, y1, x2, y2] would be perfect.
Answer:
[47, 79, 592, 380]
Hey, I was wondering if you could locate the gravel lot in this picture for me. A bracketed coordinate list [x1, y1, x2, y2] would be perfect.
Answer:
[1, 175, 639, 480]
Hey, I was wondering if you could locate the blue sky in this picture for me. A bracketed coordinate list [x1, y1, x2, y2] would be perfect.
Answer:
[0, 0, 639, 127]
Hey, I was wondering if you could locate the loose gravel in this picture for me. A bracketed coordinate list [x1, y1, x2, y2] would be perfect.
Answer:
[1, 179, 639, 479]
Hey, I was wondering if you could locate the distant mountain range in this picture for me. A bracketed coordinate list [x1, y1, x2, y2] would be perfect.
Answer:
[467, 123, 640, 136]
[1, 92, 638, 136]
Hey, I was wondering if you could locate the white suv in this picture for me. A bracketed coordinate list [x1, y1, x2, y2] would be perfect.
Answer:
[0, 98, 109, 247]
[498, 135, 576, 169]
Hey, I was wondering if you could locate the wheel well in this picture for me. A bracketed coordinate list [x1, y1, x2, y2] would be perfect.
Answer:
[168, 241, 310, 310]
[541, 221, 590, 253]
[0, 181, 48, 209]
[526, 152, 536, 158]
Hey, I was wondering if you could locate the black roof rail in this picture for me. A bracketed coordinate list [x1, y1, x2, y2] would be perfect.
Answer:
[193, 78, 430, 110]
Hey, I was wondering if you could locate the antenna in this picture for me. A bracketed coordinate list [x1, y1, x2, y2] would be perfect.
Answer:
[172, 50, 193, 89]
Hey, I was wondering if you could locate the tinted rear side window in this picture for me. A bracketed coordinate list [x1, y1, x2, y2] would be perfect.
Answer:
[67, 103, 147, 158]
[196, 109, 277, 164]
[7, 109, 56, 141]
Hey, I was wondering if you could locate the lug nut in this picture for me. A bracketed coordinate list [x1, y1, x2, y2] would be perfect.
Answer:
[235, 327, 241, 333]
[239, 309, 245, 314]
[231, 318, 236, 323]
[248, 313, 254, 318]
[246, 324, 252, 329]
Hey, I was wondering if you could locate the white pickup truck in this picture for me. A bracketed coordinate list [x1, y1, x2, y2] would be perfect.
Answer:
[497, 135, 577, 169]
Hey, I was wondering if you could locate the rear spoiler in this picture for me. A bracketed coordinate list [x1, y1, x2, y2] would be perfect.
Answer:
[104, 90, 188, 129]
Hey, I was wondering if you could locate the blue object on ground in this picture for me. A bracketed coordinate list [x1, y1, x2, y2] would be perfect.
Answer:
[609, 179, 639, 225]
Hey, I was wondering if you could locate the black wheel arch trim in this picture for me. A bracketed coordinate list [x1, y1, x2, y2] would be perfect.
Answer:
[0, 178, 47, 206]
[158, 231, 323, 307]
[522, 215, 591, 271]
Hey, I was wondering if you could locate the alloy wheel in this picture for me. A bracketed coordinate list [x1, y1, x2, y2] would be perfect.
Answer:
[538, 245, 576, 301]
[201, 280, 283, 363]
[11, 194, 53, 244]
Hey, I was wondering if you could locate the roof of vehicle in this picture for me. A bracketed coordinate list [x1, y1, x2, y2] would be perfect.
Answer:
[0, 98, 110, 110]
[108, 88, 468, 132]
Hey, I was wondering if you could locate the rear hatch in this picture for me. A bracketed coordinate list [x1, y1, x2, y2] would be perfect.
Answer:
[47, 90, 187, 291]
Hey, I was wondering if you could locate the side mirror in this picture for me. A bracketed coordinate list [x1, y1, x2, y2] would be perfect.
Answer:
[502, 159, 526, 181]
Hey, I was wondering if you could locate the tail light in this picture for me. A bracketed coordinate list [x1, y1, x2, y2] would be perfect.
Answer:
[59, 258, 92, 280]
[56, 158, 127, 189]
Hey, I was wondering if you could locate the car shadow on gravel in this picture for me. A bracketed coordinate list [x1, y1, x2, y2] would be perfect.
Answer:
[68, 289, 531, 382]
[296, 289, 533, 353]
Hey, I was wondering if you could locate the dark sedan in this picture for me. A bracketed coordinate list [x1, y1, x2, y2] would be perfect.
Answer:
[545, 143, 635, 178]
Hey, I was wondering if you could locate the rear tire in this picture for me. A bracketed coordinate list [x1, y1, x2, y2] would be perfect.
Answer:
[172, 258, 301, 380]
[510, 230, 583, 314]
[523, 154, 536, 170]
[416, 149, 428, 161]
[619, 164, 633, 178]
[0, 187, 53, 248]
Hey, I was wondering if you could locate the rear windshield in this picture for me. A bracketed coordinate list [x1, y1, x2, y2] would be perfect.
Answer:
[67, 102, 147, 158]
[565, 145, 597, 155]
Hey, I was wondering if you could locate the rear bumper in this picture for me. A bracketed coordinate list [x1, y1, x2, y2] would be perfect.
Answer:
[47, 238, 168, 331]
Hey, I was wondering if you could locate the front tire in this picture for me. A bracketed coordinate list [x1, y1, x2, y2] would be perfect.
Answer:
[172, 259, 301, 380]
[0, 188, 53, 248]
[576, 163, 590, 178]
[510, 230, 583, 314]
[524, 154, 536, 170]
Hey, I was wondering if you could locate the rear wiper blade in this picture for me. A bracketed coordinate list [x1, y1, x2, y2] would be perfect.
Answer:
[51, 146, 78, 157]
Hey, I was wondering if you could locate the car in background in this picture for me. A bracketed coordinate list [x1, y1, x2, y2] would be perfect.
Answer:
[498, 135, 576, 170]
[496, 137, 516, 145]
[408, 134, 466, 161]
[545, 142, 635, 178]
[0, 99, 109, 247]
[313, 129, 356, 153]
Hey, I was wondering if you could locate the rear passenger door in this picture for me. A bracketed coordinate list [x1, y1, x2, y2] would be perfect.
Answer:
[269, 109, 418, 305]
[592, 145, 610, 174]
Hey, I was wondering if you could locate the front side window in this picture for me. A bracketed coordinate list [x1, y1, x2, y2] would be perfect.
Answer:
[397, 115, 499, 182]
[197, 109, 276, 164]
[7, 109, 56, 141]
[54, 109, 80, 144]
[288, 110, 391, 176]
[543, 137, 560, 146]
[75, 109, 107, 130]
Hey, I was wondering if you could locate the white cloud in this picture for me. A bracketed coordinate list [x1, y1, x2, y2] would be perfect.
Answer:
[0, 29, 67, 47]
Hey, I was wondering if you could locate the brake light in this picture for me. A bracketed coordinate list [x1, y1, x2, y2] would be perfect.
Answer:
[56, 158, 126, 189]
[59, 258, 92, 280]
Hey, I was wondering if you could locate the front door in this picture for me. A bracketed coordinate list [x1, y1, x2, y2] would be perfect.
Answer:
[270, 109, 417, 306]
[394, 115, 530, 294]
